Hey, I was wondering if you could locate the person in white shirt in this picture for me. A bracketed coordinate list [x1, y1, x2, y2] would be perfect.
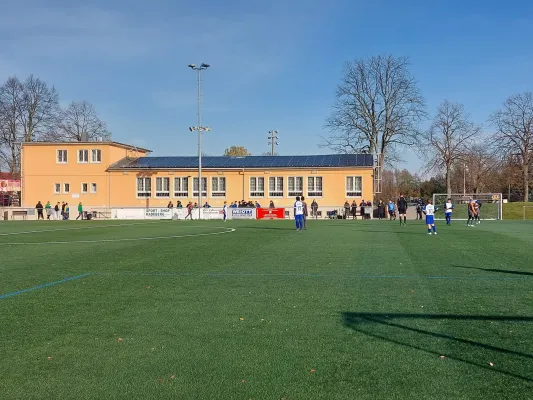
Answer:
[423, 199, 438, 235]
[223, 201, 227, 222]
[294, 196, 304, 231]
[445, 198, 454, 225]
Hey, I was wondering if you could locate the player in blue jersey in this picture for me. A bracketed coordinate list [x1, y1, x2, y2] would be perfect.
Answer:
[444, 198, 454, 225]
[294, 196, 304, 231]
[223, 201, 227, 222]
[423, 199, 438, 235]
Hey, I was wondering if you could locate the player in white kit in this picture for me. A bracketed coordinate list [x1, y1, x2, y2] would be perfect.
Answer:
[423, 199, 438, 235]
[294, 196, 304, 231]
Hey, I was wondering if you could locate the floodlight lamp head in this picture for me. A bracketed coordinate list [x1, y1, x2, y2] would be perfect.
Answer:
[201, 63, 210, 68]
[189, 127, 195, 132]
[204, 127, 211, 132]
[188, 64, 196, 69]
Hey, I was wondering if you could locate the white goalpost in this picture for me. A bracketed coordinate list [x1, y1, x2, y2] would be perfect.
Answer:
[432, 193, 503, 220]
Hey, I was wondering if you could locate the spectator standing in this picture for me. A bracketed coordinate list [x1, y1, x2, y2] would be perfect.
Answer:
[36, 201, 44, 220]
[76, 202, 83, 220]
[269, 200, 275, 208]
[351, 200, 357, 220]
[45, 201, 52, 220]
[167, 201, 174, 208]
[343, 201, 350, 219]
[64, 203, 70, 220]
[377, 200, 385, 220]
[311, 200, 318, 219]
[61, 202, 66, 219]
[54, 202, 60, 220]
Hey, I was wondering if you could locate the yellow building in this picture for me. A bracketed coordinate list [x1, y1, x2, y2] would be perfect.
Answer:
[21, 141, 374, 208]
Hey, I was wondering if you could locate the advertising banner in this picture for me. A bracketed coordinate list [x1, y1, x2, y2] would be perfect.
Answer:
[257, 208, 285, 219]
[112, 208, 145, 220]
[0, 180, 20, 192]
[202, 208, 224, 220]
[173, 208, 190, 220]
[229, 208, 255, 220]
[144, 208, 173, 219]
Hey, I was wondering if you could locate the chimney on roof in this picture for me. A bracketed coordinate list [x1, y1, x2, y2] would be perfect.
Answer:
[80, 132, 89, 142]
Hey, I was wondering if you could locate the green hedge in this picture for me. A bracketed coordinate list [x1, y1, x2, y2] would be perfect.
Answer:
[503, 202, 533, 220]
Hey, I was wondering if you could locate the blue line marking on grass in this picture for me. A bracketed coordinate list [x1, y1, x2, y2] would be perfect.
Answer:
[0, 273, 90, 300]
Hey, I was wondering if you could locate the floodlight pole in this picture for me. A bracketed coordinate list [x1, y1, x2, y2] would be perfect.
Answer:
[463, 163, 467, 195]
[268, 130, 279, 156]
[188, 63, 210, 219]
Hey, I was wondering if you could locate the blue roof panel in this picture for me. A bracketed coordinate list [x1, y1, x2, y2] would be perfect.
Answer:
[111, 154, 374, 169]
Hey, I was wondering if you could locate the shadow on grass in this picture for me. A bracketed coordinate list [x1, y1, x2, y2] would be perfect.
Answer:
[342, 312, 533, 383]
[453, 265, 533, 277]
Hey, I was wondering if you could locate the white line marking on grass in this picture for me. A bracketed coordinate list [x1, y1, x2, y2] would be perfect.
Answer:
[3, 227, 236, 245]
[0, 221, 168, 236]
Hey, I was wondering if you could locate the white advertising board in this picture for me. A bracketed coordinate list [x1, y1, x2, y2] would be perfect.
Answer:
[112, 208, 145, 220]
[229, 208, 255, 220]
[144, 208, 173, 220]
[202, 208, 224, 220]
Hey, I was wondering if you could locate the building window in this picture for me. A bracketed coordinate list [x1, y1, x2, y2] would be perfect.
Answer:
[78, 149, 89, 163]
[288, 176, 303, 197]
[192, 177, 207, 197]
[91, 183, 97, 193]
[211, 177, 226, 197]
[250, 177, 265, 197]
[57, 150, 68, 163]
[91, 149, 102, 163]
[137, 177, 151, 197]
[155, 177, 170, 197]
[54, 183, 61, 194]
[307, 177, 323, 197]
[269, 177, 284, 197]
[81, 183, 88, 194]
[174, 177, 188, 197]
[346, 176, 362, 197]
[64, 183, 70, 194]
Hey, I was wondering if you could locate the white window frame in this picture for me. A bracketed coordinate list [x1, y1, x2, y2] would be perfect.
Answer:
[307, 176, 323, 197]
[90, 183, 97, 194]
[211, 177, 226, 197]
[63, 183, 70, 194]
[249, 177, 265, 198]
[192, 177, 207, 198]
[78, 149, 89, 163]
[268, 177, 284, 198]
[287, 176, 304, 197]
[136, 177, 151, 198]
[91, 149, 102, 163]
[54, 183, 61, 194]
[173, 177, 189, 197]
[346, 176, 363, 197]
[56, 149, 68, 164]
[81, 183, 89, 194]
[155, 177, 170, 198]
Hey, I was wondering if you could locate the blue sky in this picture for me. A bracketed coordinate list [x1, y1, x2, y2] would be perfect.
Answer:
[1, 0, 532, 174]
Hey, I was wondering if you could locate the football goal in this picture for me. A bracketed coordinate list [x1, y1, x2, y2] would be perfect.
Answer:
[432, 193, 503, 220]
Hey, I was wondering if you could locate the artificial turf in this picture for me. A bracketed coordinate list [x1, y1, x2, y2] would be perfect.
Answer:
[0, 218, 532, 399]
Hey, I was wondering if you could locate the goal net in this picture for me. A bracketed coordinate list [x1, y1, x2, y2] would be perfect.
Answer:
[432, 193, 503, 220]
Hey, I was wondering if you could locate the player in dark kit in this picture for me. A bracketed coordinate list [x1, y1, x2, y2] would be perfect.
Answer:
[397, 194, 408, 226]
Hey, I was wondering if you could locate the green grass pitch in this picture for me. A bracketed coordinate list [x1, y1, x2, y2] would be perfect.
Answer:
[1, 218, 532, 399]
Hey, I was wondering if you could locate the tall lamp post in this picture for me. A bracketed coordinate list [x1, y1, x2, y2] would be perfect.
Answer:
[188, 63, 210, 219]
[268, 130, 279, 156]
[463, 163, 468, 196]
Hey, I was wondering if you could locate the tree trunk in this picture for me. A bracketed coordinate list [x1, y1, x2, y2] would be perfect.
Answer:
[524, 163, 529, 202]
[446, 167, 451, 195]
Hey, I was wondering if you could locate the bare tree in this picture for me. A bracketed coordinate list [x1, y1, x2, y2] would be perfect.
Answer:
[0, 77, 24, 174]
[223, 146, 251, 156]
[324, 55, 426, 167]
[52, 100, 111, 141]
[421, 100, 481, 194]
[490, 92, 533, 202]
[19, 75, 60, 142]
